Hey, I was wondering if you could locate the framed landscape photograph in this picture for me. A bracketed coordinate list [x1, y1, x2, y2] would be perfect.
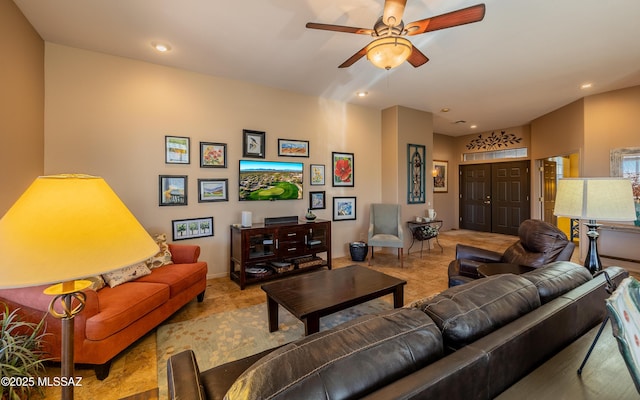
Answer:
[198, 179, 228, 202]
[172, 217, 214, 241]
[200, 142, 227, 168]
[159, 175, 187, 206]
[278, 139, 309, 157]
[165, 135, 190, 164]
[332, 152, 354, 187]
[242, 129, 265, 158]
[309, 191, 326, 210]
[310, 164, 325, 185]
[333, 196, 356, 221]
[433, 160, 448, 193]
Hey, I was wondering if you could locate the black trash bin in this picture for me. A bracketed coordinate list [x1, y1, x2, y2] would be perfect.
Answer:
[349, 241, 368, 262]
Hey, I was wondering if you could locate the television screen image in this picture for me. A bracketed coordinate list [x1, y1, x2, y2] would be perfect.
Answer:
[239, 160, 303, 201]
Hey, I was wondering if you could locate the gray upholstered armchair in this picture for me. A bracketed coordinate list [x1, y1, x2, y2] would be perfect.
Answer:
[368, 203, 404, 267]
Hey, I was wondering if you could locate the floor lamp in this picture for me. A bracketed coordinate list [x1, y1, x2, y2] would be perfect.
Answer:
[0, 174, 158, 400]
[553, 177, 636, 375]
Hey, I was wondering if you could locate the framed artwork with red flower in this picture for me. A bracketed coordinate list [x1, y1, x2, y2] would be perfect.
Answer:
[200, 142, 227, 168]
[332, 152, 354, 187]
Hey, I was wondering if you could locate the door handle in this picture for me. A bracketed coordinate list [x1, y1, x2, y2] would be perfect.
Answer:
[483, 200, 491, 204]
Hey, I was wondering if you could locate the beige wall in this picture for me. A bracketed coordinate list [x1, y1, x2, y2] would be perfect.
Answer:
[44, 43, 381, 278]
[530, 99, 584, 162]
[0, 0, 44, 215]
[381, 106, 434, 249]
[583, 86, 640, 176]
[433, 133, 457, 231]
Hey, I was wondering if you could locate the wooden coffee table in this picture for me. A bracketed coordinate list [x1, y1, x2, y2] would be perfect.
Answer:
[261, 265, 407, 335]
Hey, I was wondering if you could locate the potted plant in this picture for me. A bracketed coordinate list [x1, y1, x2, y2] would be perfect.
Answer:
[1, 304, 49, 400]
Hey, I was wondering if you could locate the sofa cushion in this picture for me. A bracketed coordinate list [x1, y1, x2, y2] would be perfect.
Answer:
[102, 262, 152, 288]
[502, 242, 547, 267]
[85, 282, 169, 341]
[147, 233, 174, 269]
[416, 274, 541, 350]
[503, 219, 571, 267]
[521, 261, 592, 304]
[135, 262, 207, 298]
[224, 308, 442, 400]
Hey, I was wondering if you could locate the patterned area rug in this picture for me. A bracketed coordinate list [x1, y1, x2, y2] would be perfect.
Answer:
[156, 299, 391, 398]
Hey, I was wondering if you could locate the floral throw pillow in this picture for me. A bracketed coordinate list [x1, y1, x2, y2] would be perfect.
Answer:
[102, 263, 152, 288]
[83, 275, 106, 291]
[147, 233, 174, 269]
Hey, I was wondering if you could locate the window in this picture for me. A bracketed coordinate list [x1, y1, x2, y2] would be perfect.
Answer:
[463, 147, 528, 162]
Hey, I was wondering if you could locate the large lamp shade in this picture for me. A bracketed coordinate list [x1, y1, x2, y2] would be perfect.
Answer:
[0, 174, 158, 288]
[554, 178, 637, 221]
[554, 177, 636, 275]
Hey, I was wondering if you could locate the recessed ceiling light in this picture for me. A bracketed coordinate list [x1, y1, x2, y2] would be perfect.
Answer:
[356, 91, 368, 97]
[470, 125, 478, 129]
[441, 108, 450, 112]
[580, 82, 593, 90]
[151, 42, 172, 53]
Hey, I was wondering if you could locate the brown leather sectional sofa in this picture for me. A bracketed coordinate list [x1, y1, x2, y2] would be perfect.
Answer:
[167, 261, 626, 400]
[0, 243, 207, 379]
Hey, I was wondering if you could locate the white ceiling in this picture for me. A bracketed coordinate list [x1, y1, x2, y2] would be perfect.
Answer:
[13, 0, 640, 136]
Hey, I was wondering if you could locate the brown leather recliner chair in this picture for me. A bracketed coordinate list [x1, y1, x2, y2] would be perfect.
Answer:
[448, 219, 575, 287]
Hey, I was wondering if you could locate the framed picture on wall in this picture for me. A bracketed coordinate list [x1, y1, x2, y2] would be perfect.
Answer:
[332, 152, 354, 187]
[165, 136, 190, 164]
[172, 217, 214, 241]
[159, 175, 188, 206]
[242, 129, 265, 158]
[433, 160, 448, 193]
[309, 191, 326, 210]
[200, 142, 227, 168]
[333, 196, 356, 221]
[198, 179, 228, 202]
[310, 164, 325, 185]
[278, 139, 309, 157]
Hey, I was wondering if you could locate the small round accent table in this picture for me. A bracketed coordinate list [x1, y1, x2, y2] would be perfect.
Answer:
[477, 263, 535, 277]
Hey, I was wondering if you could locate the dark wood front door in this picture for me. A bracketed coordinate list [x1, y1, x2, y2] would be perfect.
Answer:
[460, 161, 530, 235]
[459, 164, 492, 232]
[491, 161, 530, 235]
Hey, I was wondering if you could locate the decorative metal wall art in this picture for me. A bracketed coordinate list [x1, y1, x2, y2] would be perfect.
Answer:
[407, 144, 425, 204]
[466, 130, 523, 151]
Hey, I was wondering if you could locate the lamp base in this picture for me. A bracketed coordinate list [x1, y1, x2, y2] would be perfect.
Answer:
[45, 280, 91, 400]
[584, 221, 602, 275]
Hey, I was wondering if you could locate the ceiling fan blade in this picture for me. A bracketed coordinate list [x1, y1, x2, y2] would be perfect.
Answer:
[338, 46, 368, 68]
[306, 22, 373, 36]
[382, 0, 407, 27]
[405, 3, 486, 36]
[407, 47, 429, 68]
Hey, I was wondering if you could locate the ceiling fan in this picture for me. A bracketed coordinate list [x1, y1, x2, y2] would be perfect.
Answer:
[306, 1, 486, 70]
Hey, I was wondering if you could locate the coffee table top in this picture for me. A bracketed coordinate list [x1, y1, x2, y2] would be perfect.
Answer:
[261, 265, 406, 319]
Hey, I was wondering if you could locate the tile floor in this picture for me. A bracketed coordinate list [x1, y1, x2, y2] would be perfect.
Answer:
[39, 229, 556, 400]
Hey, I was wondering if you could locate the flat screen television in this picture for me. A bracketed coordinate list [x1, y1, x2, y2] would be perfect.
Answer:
[239, 160, 303, 201]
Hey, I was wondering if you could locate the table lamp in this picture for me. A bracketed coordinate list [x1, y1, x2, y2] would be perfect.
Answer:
[0, 174, 158, 400]
[553, 178, 636, 274]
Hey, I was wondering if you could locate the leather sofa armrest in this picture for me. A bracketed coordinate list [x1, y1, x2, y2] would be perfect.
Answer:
[167, 350, 206, 400]
[169, 244, 201, 264]
[455, 244, 503, 262]
[457, 259, 486, 278]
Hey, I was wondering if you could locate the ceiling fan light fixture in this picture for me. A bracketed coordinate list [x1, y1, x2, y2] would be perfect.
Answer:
[366, 36, 412, 70]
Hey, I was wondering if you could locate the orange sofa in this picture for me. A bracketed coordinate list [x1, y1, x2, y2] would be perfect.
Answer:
[0, 243, 207, 379]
